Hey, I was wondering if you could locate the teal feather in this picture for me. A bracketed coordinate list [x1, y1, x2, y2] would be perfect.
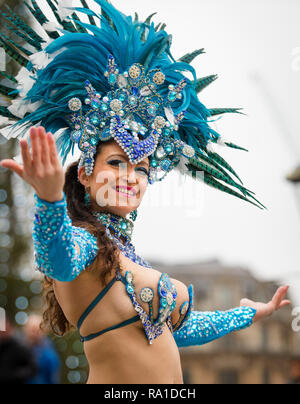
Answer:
[45, 0, 80, 34]
[3, 4, 44, 44]
[0, 106, 18, 119]
[196, 150, 243, 186]
[207, 151, 244, 185]
[23, 0, 35, 15]
[71, 13, 89, 33]
[0, 32, 33, 57]
[196, 75, 218, 93]
[100, 1, 116, 31]
[31, 0, 48, 24]
[159, 23, 167, 31]
[145, 12, 157, 25]
[0, 84, 17, 99]
[189, 156, 252, 198]
[0, 71, 17, 83]
[81, 0, 97, 26]
[4, 23, 43, 51]
[141, 13, 158, 42]
[209, 108, 244, 116]
[179, 49, 205, 64]
[225, 142, 249, 152]
[45, 0, 63, 25]
[202, 173, 265, 210]
[0, 38, 29, 67]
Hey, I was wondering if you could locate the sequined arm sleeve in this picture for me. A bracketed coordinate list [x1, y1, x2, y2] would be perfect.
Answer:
[173, 306, 257, 348]
[32, 192, 99, 282]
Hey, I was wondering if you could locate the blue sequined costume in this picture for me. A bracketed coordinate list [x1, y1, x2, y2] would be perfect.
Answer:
[33, 192, 257, 347]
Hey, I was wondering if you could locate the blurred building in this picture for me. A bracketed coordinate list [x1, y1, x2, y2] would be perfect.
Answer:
[152, 259, 300, 384]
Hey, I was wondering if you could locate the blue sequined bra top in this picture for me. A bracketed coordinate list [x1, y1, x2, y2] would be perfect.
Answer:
[77, 267, 193, 344]
[32, 191, 257, 348]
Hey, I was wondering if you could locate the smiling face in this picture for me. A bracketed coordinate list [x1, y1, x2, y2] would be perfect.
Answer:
[78, 140, 150, 217]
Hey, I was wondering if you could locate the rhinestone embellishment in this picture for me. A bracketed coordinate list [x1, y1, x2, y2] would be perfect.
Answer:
[153, 72, 165, 85]
[68, 97, 82, 111]
[140, 288, 154, 303]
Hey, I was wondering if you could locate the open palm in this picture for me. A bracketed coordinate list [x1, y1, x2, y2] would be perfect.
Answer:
[0, 126, 65, 203]
[240, 286, 291, 323]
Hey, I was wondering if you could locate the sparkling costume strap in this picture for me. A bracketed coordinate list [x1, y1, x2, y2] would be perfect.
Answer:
[173, 306, 257, 348]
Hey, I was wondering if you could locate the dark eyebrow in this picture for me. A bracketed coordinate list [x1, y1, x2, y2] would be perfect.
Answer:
[107, 154, 149, 167]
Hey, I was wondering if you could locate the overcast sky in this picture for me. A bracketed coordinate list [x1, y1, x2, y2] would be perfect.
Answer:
[40, 0, 300, 305]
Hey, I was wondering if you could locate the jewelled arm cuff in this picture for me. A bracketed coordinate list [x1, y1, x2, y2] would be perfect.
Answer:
[32, 192, 98, 282]
[173, 306, 257, 348]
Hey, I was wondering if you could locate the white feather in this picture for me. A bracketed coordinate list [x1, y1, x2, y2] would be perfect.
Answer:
[164, 106, 175, 126]
[29, 51, 53, 70]
[42, 21, 63, 32]
[57, 0, 74, 21]
[0, 117, 16, 127]
[206, 143, 215, 153]
[41, 39, 54, 51]
[8, 98, 29, 118]
[12, 152, 23, 165]
[0, 119, 41, 141]
[7, 98, 43, 119]
[217, 136, 227, 146]
[15, 68, 36, 94]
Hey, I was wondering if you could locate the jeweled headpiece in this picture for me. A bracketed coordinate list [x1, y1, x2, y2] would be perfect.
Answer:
[0, 0, 265, 209]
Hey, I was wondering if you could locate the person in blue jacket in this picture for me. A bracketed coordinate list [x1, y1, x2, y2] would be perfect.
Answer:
[23, 315, 61, 384]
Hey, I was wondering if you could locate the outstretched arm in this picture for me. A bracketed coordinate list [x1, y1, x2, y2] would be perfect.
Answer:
[173, 307, 256, 347]
[33, 192, 98, 282]
[173, 286, 290, 348]
[0, 126, 99, 282]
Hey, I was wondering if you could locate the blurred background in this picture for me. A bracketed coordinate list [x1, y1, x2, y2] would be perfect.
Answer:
[0, 0, 299, 384]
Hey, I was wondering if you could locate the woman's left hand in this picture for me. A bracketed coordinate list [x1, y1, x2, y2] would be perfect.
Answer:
[240, 285, 291, 323]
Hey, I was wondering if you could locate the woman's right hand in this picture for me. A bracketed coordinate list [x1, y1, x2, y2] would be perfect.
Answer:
[0, 126, 65, 203]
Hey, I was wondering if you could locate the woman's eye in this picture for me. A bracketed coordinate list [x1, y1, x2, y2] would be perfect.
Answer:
[108, 160, 127, 168]
[108, 160, 149, 176]
[136, 167, 149, 176]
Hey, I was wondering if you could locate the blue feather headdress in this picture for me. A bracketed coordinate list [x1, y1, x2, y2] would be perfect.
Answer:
[0, 0, 266, 209]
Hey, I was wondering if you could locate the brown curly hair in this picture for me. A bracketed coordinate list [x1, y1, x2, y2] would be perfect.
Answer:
[40, 139, 121, 336]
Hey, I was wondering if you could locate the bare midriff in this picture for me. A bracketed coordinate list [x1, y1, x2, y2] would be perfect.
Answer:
[53, 251, 185, 384]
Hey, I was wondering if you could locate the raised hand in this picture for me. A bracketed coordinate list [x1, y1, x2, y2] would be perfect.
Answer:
[240, 286, 291, 323]
[0, 126, 65, 203]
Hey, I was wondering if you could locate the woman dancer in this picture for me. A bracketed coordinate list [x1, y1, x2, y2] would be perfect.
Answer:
[0, 0, 290, 384]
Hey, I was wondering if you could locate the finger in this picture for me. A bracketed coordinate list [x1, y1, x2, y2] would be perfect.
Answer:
[0, 159, 24, 178]
[47, 132, 60, 166]
[38, 127, 51, 167]
[272, 286, 289, 309]
[20, 139, 33, 171]
[279, 300, 291, 309]
[30, 127, 42, 169]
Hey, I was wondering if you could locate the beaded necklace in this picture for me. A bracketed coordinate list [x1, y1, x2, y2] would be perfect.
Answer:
[91, 211, 152, 269]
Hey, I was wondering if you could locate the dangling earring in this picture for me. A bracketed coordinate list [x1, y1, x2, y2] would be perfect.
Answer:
[84, 187, 91, 208]
[129, 209, 138, 222]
